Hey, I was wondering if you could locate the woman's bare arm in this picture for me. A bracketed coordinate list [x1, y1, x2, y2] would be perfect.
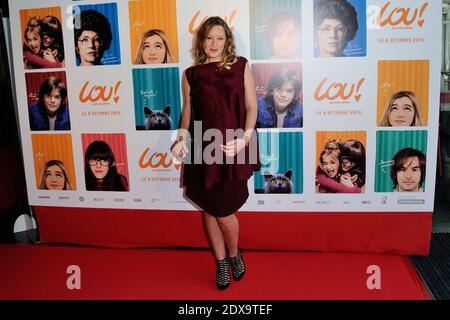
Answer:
[171, 71, 191, 159]
[243, 62, 257, 145]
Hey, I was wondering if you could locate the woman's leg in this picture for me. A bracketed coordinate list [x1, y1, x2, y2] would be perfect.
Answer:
[203, 211, 227, 260]
[217, 213, 246, 281]
[216, 213, 239, 257]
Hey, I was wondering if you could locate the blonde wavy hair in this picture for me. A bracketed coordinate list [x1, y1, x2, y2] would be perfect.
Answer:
[134, 29, 174, 64]
[191, 16, 237, 69]
[380, 91, 423, 126]
[24, 17, 42, 49]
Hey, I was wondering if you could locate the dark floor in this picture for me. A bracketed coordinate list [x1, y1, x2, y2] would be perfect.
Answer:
[432, 144, 450, 233]
[432, 201, 450, 232]
[410, 233, 450, 300]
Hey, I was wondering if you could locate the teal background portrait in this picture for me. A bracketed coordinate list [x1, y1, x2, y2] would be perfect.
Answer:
[374, 130, 428, 192]
[132, 67, 181, 130]
[249, 0, 302, 60]
[254, 131, 303, 194]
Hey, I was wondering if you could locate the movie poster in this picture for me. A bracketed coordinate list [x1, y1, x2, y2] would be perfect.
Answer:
[9, 0, 441, 212]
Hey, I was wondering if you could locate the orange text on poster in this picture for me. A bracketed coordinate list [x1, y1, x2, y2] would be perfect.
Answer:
[376, 2, 428, 28]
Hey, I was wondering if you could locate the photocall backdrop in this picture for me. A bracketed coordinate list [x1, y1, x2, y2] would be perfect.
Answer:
[10, 0, 441, 214]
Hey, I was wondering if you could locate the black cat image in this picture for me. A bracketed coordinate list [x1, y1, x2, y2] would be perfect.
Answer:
[263, 169, 293, 194]
[144, 105, 172, 130]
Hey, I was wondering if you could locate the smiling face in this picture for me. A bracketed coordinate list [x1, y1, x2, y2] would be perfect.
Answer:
[388, 96, 415, 126]
[43, 88, 62, 116]
[341, 158, 355, 172]
[321, 153, 339, 178]
[44, 165, 65, 190]
[271, 20, 300, 59]
[396, 156, 422, 192]
[272, 81, 296, 113]
[317, 18, 348, 57]
[26, 30, 41, 54]
[76, 30, 101, 66]
[42, 34, 54, 47]
[141, 35, 166, 64]
[203, 25, 226, 62]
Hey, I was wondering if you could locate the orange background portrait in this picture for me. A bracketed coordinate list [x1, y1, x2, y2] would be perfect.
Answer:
[31, 134, 77, 190]
[377, 60, 429, 126]
[20, 7, 62, 47]
[128, 0, 179, 63]
[81, 133, 130, 183]
[316, 131, 366, 167]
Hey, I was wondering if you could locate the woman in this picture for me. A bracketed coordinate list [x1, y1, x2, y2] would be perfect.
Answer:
[23, 17, 62, 69]
[38, 160, 73, 190]
[134, 29, 174, 64]
[73, 9, 112, 66]
[266, 11, 301, 60]
[170, 17, 261, 290]
[314, 0, 358, 57]
[28, 77, 70, 131]
[84, 140, 129, 192]
[41, 15, 65, 65]
[380, 91, 423, 127]
[256, 69, 303, 128]
[339, 139, 365, 189]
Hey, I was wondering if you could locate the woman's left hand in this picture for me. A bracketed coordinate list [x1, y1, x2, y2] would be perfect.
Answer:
[220, 138, 246, 157]
[340, 174, 354, 187]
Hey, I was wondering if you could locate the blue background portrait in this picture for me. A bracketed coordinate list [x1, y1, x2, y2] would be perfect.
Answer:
[132, 67, 181, 130]
[254, 131, 303, 194]
[313, 0, 367, 58]
[73, 3, 121, 66]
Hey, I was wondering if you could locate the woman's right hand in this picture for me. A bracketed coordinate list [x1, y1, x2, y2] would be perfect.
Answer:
[170, 138, 188, 162]
[43, 48, 56, 62]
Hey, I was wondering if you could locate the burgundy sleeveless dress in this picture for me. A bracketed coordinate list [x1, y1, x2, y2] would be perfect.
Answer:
[182, 56, 261, 217]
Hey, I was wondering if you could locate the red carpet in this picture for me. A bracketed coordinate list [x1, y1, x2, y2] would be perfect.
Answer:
[0, 244, 430, 300]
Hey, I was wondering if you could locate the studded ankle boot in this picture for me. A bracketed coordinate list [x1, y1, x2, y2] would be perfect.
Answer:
[229, 249, 246, 281]
[216, 258, 230, 290]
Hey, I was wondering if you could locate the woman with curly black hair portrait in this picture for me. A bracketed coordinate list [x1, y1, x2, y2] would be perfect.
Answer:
[73, 9, 113, 66]
[314, 0, 358, 57]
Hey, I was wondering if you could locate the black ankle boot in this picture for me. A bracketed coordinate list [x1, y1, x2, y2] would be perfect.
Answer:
[216, 258, 230, 290]
[229, 249, 246, 281]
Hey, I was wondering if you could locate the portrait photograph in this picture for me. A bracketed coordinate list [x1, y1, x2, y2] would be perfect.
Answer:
[315, 131, 366, 194]
[25, 71, 71, 131]
[375, 130, 427, 192]
[252, 62, 303, 129]
[129, 0, 179, 64]
[254, 131, 303, 194]
[73, 3, 121, 66]
[377, 60, 429, 127]
[313, 0, 366, 58]
[20, 7, 65, 69]
[31, 134, 76, 190]
[81, 133, 130, 192]
[249, 0, 302, 60]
